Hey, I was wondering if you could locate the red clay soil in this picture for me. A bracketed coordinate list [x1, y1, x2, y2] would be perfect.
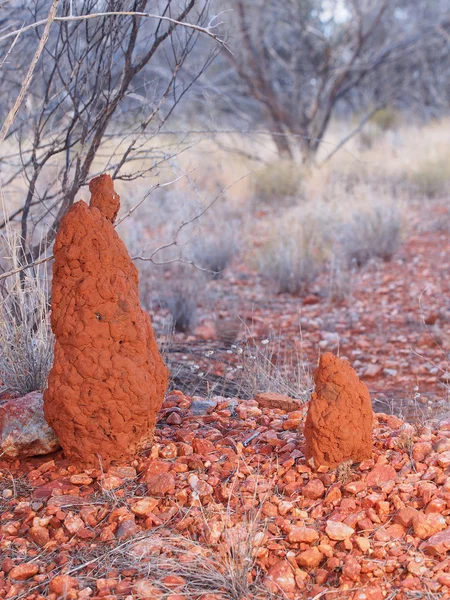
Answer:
[2, 393, 450, 599]
[305, 353, 373, 468]
[44, 174, 168, 468]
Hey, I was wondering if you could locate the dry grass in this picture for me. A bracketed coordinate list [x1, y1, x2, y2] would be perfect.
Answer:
[236, 331, 312, 402]
[0, 219, 53, 396]
[251, 159, 303, 205]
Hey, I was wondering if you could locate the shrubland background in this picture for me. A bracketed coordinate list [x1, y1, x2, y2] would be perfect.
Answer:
[0, 0, 448, 409]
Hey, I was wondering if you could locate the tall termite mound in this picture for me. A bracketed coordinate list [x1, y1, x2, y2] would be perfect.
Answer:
[44, 174, 169, 467]
[304, 352, 373, 468]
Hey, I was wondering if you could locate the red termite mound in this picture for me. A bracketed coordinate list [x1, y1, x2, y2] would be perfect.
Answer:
[304, 352, 373, 468]
[43, 174, 169, 467]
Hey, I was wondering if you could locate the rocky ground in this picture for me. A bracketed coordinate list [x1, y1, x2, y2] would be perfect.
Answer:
[0, 203, 449, 600]
[3, 391, 450, 599]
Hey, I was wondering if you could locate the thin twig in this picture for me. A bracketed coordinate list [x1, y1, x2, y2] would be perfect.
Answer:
[0, 0, 60, 143]
[0, 11, 229, 50]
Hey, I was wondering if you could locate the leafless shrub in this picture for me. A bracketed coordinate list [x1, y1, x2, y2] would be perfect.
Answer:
[339, 203, 403, 268]
[0, 223, 53, 396]
[236, 333, 312, 402]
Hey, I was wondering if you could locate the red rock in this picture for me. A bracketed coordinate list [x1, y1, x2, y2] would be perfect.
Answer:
[50, 575, 79, 595]
[421, 528, 450, 555]
[192, 438, 216, 455]
[325, 520, 355, 540]
[304, 353, 372, 468]
[146, 472, 175, 496]
[296, 547, 323, 568]
[366, 464, 397, 487]
[255, 392, 302, 412]
[302, 478, 325, 499]
[69, 473, 93, 485]
[288, 526, 319, 544]
[412, 442, 432, 462]
[166, 412, 182, 425]
[413, 512, 447, 540]
[0, 392, 60, 458]
[8, 562, 39, 580]
[44, 174, 168, 467]
[133, 579, 160, 597]
[437, 451, 450, 468]
[395, 507, 419, 528]
[29, 525, 50, 546]
[342, 556, 361, 581]
[116, 519, 140, 540]
[131, 497, 159, 516]
[264, 560, 296, 594]
[64, 514, 84, 534]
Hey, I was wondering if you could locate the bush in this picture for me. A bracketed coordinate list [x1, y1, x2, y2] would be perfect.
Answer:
[161, 264, 204, 333]
[0, 228, 54, 396]
[339, 203, 403, 267]
[409, 158, 450, 199]
[371, 107, 400, 132]
[252, 160, 303, 205]
[189, 218, 239, 278]
[257, 212, 328, 295]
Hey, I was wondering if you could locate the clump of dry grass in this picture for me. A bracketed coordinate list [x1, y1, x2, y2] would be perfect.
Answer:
[257, 209, 329, 295]
[408, 156, 450, 199]
[0, 222, 54, 396]
[236, 331, 312, 401]
[252, 160, 303, 205]
[339, 202, 403, 267]
[160, 264, 205, 333]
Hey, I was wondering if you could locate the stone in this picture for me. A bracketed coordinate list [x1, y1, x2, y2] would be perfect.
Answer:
[0, 391, 60, 458]
[50, 575, 79, 595]
[302, 478, 325, 499]
[264, 560, 296, 594]
[304, 353, 373, 468]
[288, 526, 319, 544]
[325, 520, 355, 541]
[255, 392, 302, 412]
[8, 562, 39, 580]
[146, 472, 175, 496]
[421, 528, 450, 555]
[366, 465, 397, 488]
[29, 525, 50, 546]
[69, 473, 93, 485]
[342, 556, 361, 581]
[44, 174, 168, 467]
[412, 442, 432, 462]
[296, 547, 323, 569]
[412, 512, 447, 540]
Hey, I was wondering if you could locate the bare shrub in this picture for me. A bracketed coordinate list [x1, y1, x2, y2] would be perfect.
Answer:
[252, 160, 303, 205]
[0, 225, 53, 396]
[339, 203, 403, 268]
[257, 211, 328, 295]
[236, 333, 312, 402]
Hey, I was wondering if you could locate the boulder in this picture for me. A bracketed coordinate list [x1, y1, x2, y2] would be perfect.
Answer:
[43, 174, 169, 467]
[304, 353, 373, 468]
[0, 391, 59, 458]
